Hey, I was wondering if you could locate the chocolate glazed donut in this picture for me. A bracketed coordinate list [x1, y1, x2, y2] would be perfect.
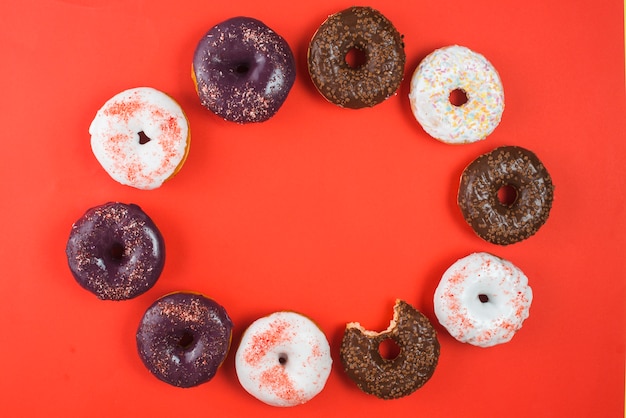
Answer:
[65, 202, 165, 300]
[136, 292, 233, 388]
[457, 146, 555, 245]
[307, 6, 406, 108]
[340, 299, 439, 399]
[192, 17, 296, 123]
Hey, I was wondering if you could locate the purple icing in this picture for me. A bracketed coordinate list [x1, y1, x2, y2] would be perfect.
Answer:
[136, 292, 233, 388]
[65, 202, 165, 300]
[192, 17, 296, 123]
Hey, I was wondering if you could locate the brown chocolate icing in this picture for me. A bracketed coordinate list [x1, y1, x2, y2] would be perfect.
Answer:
[457, 146, 554, 245]
[307, 6, 405, 109]
[340, 299, 439, 399]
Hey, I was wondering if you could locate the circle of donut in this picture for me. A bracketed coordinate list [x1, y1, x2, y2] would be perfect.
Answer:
[457, 145, 555, 245]
[136, 292, 233, 388]
[434, 252, 533, 347]
[340, 299, 439, 399]
[307, 6, 406, 109]
[235, 311, 332, 407]
[409, 45, 504, 144]
[65, 202, 165, 301]
[89, 87, 190, 190]
[192, 17, 296, 123]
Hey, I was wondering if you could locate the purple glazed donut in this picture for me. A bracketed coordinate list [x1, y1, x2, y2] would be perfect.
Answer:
[136, 292, 233, 388]
[192, 17, 296, 123]
[65, 202, 165, 301]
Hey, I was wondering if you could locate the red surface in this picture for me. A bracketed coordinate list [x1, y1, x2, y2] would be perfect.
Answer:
[1, 0, 624, 416]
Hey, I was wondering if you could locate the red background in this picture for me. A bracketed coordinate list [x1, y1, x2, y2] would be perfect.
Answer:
[1, 0, 624, 416]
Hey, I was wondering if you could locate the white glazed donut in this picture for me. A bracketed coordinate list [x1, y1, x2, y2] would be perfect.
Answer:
[433, 252, 532, 347]
[408, 45, 504, 144]
[89, 87, 190, 190]
[235, 311, 332, 407]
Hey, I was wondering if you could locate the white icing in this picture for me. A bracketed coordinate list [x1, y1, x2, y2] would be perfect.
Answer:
[433, 252, 532, 347]
[235, 312, 332, 407]
[89, 87, 189, 190]
[409, 45, 505, 144]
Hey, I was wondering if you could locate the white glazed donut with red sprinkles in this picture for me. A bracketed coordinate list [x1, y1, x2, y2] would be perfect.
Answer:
[433, 252, 532, 347]
[235, 311, 332, 407]
[409, 45, 504, 144]
[89, 87, 190, 190]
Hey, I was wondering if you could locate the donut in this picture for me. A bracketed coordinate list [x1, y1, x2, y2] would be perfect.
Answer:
[136, 292, 233, 388]
[409, 45, 504, 144]
[307, 6, 406, 109]
[457, 146, 555, 245]
[235, 311, 332, 407]
[340, 299, 439, 399]
[192, 17, 296, 123]
[65, 202, 165, 301]
[89, 87, 190, 190]
[433, 252, 533, 347]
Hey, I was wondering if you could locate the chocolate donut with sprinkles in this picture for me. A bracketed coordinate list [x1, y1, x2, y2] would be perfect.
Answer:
[457, 146, 554, 245]
[192, 17, 296, 123]
[65, 202, 165, 300]
[136, 292, 233, 388]
[307, 6, 406, 108]
[340, 299, 439, 399]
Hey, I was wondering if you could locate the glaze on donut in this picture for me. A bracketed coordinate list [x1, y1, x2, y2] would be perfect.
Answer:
[434, 252, 533, 347]
[65, 202, 165, 300]
[340, 299, 439, 399]
[235, 311, 332, 407]
[192, 17, 296, 123]
[409, 45, 504, 144]
[458, 146, 554, 245]
[136, 292, 233, 388]
[89, 87, 190, 190]
[307, 6, 406, 108]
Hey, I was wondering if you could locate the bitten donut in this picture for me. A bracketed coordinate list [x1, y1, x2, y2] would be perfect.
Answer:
[458, 146, 555, 245]
[307, 6, 406, 108]
[340, 299, 439, 399]
[136, 292, 233, 388]
[409, 45, 504, 144]
[235, 311, 332, 407]
[192, 17, 296, 123]
[65, 202, 165, 301]
[434, 252, 533, 347]
[89, 87, 190, 190]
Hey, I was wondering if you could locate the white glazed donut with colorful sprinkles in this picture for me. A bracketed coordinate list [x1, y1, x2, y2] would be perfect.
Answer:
[409, 45, 504, 144]
[433, 252, 532, 347]
[89, 87, 190, 190]
[235, 311, 332, 407]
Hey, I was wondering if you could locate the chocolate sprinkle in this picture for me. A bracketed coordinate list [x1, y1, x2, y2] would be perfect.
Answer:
[307, 6, 406, 109]
[136, 292, 233, 388]
[457, 146, 555, 245]
[192, 17, 296, 123]
[65, 202, 165, 300]
[340, 299, 439, 399]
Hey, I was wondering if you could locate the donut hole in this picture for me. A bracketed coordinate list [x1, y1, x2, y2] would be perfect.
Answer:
[449, 88, 468, 107]
[497, 184, 518, 206]
[178, 331, 195, 350]
[345, 47, 367, 69]
[478, 294, 490, 303]
[278, 353, 288, 366]
[234, 63, 250, 75]
[378, 338, 401, 360]
[109, 242, 125, 261]
[137, 131, 152, 145]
